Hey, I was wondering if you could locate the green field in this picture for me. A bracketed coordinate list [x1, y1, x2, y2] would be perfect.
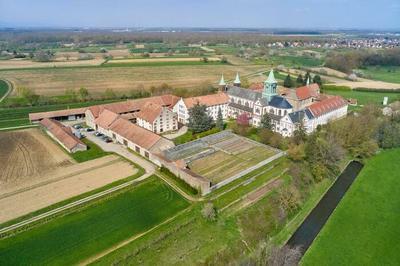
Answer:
[322, 88, 400, 106]
[0, 177, 189, 265]
[302, 149, 400, 265]
[361, 66, 400, 84]
[0, 99, 117, 129]
[0, 79, 9, 99]
[70, 138, 111, 162]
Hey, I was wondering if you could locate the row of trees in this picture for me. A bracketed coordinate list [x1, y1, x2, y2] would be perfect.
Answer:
[283, 72, 322, 88]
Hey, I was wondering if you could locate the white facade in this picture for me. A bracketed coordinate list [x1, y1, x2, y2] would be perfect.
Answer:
[137, 107, 177, 134]
[173, 98, 228, 124]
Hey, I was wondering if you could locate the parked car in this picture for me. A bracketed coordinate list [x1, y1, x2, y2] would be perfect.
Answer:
[86, 128, 94, 132]
[103, 137, 112, 143]
[94, 132, 103, 137]
[73, 124, 82, 129]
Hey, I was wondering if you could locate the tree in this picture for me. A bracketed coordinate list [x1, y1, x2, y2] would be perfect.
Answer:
[104, 88, 116, 99]
[287, 143, 306, 161]
[296, 74, 304, 86]
[65, 88, 77, 102]
[201, 203, 217, 221]
[267, 244, 302, 266]
[260, 113, 272, 130]
[202, 57, 209, 63]
[78, 87, 89, 101]
[303, 71, 311, 85]
[188, 103, 214, 133]
[313, 74, 322, 86]
[216, 107, 224, 131]
[17, 87, 39, 106]
[377, 121, 400, 149]
[284, 74, 294, 88]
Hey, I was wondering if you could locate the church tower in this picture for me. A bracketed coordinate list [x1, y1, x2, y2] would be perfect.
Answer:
[263, 70, 278, 102]
[233, 72, 241, 87]
[218, 74, 226, 91]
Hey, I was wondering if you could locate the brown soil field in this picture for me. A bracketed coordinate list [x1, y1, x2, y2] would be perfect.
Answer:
[0, 64, 262, 96]
[0, 128, 72, 188]
[0, 155, 137, 223]
[0, 58, 105, 70]
[107, 57, 221, 63]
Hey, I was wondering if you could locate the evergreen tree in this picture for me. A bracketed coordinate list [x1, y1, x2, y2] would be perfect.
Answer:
[188, 103, 214, 133]
[260, 113, 272, 130]
[216, 107, 224, 131]
[303, 71, 311, 85]
[313, 75, 322, 86]
[283, 74, 293, 88]
[296, 74, 304, 86]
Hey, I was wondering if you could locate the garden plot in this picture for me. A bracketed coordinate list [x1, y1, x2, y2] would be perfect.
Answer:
[164, 131, 278, 185]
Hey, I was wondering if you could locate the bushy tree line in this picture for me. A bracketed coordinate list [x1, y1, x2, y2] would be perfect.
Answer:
[325, 48, 400, 73]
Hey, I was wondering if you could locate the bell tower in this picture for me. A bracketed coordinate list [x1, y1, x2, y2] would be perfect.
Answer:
[263, 70, 278, 102]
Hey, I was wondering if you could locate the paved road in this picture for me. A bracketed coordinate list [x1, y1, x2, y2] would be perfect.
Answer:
[84, 132, 156, 174]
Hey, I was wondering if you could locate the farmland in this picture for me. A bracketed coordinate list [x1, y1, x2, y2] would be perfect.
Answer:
[0, 177, 189, 265]
[0, 128, 72, 188]
[0, 79, 9, 99]
[0, 64, 262, 97]
[321, 87, 400, 106]
[360, 66, 400, 84]
[302, 149, 400, 265]
[0, 128, 138, 224]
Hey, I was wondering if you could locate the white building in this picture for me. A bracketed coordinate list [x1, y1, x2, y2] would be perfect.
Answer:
[136, 102, 178, 134]
[173, 92, 229, 124]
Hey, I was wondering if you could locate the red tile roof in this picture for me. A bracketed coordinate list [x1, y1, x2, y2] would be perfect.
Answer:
[135, 102, 163, 123]
[249, 83, 264, 92]
[87, 94, 179, 119]
[29, 107, 87, 121]
[109, 118, 162, 150]
[183, 92, 229, 109]
[94, 109, 120, 129]
[308, 96, 347, 117]
[296, 84, 320, 101]
[40, 118, 86, 151]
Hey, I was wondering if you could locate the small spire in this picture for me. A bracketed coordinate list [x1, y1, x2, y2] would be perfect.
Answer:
[219, 74, 226, 86]
[266, 69, 277, 84]
[234, 72, 241, 85]
[306, 77, 310, 86]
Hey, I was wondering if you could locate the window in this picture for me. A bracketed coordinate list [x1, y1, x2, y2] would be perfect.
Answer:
[123, 139, 128, 146]
[135, 146, 140, 153]
[144, 151, 149, 158]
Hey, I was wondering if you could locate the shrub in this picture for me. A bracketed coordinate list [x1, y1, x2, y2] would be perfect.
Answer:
[201, 202, 217, 221]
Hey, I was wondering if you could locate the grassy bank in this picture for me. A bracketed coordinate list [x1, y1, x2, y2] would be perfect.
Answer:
[0, 80, 9, 99]
[302, 149, 400, 265]
[0, 177, 189, 265]
[70, 138, 111, 162]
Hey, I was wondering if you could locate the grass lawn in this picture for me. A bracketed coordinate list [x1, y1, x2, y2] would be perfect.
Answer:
[302, 149, 400, 265]
[0, 79, 9, 99]
[322, 88, 400, 106]
[360, 66, 400, 84]
[70, 138, 111, 162]
[0, 176, 189, 265]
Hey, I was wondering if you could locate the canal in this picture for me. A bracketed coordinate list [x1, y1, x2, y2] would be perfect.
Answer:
[287, 161, 364, 253]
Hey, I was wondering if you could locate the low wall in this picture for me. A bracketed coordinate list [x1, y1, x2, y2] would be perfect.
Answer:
[157, 156, 211, 195]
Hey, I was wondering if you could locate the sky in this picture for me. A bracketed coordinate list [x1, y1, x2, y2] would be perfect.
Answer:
[1, 0, 399, 30]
